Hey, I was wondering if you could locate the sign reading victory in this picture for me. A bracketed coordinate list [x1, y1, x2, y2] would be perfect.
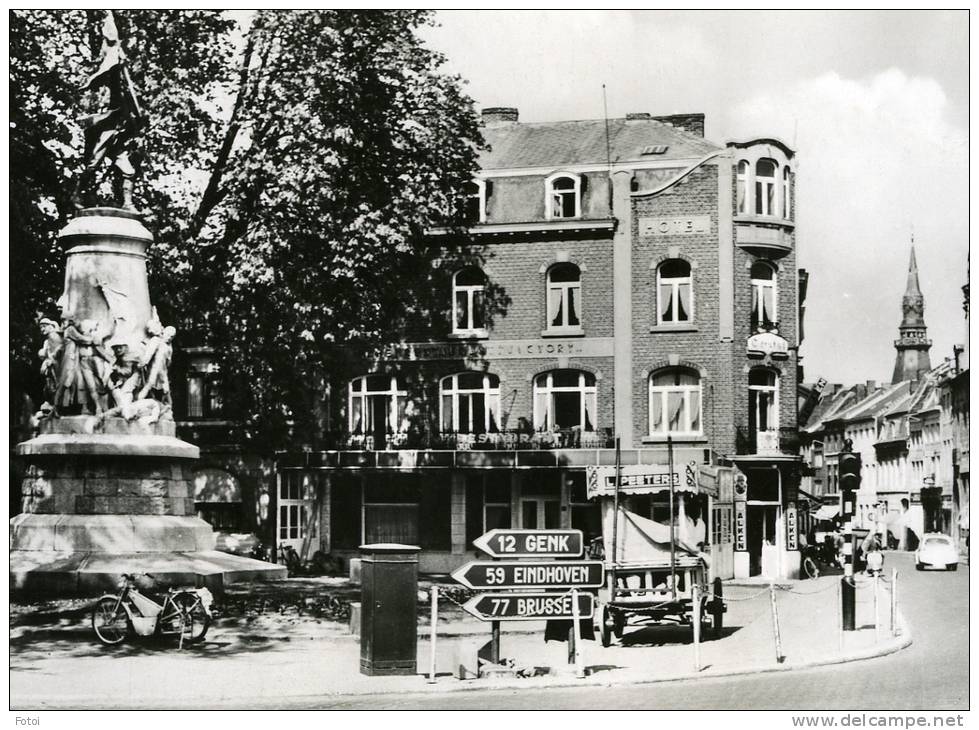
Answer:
[451, 560, 604, 590]
[473, 529, 583, 558]
[461, 592, 594, 622]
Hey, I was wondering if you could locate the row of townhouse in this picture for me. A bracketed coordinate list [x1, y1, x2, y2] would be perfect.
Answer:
[172, 107, 809, 579]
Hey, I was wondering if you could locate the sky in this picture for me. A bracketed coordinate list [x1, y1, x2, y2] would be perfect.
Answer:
[420, 10, 970, 385]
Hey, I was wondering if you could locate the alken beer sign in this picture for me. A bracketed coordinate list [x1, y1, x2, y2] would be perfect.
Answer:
[451, 560, 604, 590]
[462, 592, 595, 622]
[473, 529, 583, 558]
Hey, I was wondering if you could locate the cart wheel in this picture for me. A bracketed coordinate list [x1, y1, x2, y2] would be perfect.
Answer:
[613, 612, 625, 638]
[599, 605, 612, 648]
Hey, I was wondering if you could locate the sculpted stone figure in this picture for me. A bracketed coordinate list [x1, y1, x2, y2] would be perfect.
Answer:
[138, 313, 174, 406]
[38, 318, 64, 405]
[53, 318, 116, 416]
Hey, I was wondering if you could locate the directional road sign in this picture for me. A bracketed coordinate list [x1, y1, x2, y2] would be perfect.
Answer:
[473, 529, 583, 559]
[451, 560, 604, 590]
[461, 592, 595, 622]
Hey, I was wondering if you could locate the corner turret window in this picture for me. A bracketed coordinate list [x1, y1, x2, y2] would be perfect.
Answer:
[755, 159, 778, 216]
[657, 259, 693, 324]
[736, 160, 749, 214]
[452, 267, 487, 335]
[782, 166, 791, 219]
[749, 369, 779, 435]
[751, 262, 778, 330]
[546, 173, 581, 219]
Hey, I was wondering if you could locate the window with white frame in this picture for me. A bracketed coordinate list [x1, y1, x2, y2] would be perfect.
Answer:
[755, 158, 778, 216]
[782, 166, 791, 219]
[750, 261, 777, 330]
[657, 259, 693, 324]
[748, 369, 779, 434]
[546, 263, 582, 331]
[348, 375, 408, 435]
[648, 367, 702, 437]
[452, 267, 487, 334]
[464, 180, 486, 224]
[736, 160, 749, 214]
[547, 174, 581, 219]
[533, 370, 597, 431]
[440, 372, 501, 434]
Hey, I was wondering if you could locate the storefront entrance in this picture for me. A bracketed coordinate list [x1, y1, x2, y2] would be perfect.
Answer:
[747, 504, 779, 576]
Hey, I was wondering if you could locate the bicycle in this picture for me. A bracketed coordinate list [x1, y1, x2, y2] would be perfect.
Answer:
[91, 572, 213, 648]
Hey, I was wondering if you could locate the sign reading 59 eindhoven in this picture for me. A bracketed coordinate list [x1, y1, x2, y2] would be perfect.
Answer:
[450, 560, 604, 590]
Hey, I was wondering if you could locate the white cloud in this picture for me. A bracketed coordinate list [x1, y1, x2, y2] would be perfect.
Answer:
[726, 69, 968, 383]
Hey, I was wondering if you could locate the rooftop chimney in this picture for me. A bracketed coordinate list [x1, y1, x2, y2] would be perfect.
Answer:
[651, 113, 705, 137]
[481, 107, 519, 125]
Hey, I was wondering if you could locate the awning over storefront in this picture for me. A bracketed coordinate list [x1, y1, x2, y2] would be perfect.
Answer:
[813, 504, 840, 521]
[194, 468, 242, 503]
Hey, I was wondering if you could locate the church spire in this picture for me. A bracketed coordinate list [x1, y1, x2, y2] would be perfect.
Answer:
[892, 244, 932, 382]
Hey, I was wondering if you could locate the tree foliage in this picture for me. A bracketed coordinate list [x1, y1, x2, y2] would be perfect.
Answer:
[10, 10, 488, 449]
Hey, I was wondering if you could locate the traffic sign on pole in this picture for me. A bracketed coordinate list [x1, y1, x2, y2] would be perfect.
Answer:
[451, 560, 604, 590]
[461, 592, 595, 622]
[472, 529, 584, 559]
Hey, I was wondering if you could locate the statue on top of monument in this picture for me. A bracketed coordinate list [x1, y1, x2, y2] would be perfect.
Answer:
[71, 10, 145, 211]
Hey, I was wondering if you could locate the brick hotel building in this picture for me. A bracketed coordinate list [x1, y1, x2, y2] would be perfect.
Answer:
[181, 107, 808, 580]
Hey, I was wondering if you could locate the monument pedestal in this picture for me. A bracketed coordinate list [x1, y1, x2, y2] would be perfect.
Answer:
[11, 208, 286, 596]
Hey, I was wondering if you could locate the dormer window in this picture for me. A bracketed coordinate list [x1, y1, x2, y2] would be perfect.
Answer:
[546, 173, 581, 219]
[464, 179, 487, 225]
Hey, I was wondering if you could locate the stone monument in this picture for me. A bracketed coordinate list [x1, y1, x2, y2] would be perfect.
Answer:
[10, 11, 285, 594]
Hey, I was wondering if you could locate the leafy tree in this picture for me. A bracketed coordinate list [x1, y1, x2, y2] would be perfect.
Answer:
[10, 10, 490, 450]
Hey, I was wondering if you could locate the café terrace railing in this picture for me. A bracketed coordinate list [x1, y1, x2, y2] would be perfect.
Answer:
[320, 428, 615, 451]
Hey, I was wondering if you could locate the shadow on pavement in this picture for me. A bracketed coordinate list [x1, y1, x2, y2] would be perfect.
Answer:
[618, 625, 740, 647]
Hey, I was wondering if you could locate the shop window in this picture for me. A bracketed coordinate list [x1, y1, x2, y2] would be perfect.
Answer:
[452, 267, 487, 335]
[348, 374, 408, 436]
[736, 160, 749, 214]
[748, 369, 779, 436]
[364, 475, 419, 545]
[546, 173, 581, 219]
[440, 372, 500, 434]
[657, 259, 693, 324]
[750, 262, 778, 330]
[533, 369, 597, 432]
[755, 158, 778, 216]
[648, 367, 702, 437]
[546, 263, 582, 332]
[465, 473, 512, 547]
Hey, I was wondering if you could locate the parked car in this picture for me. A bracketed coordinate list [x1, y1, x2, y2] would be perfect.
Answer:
[914, 533, 959, 571]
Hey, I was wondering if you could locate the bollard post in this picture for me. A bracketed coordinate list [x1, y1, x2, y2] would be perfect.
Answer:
[428, 584, 438, 684]
[692, 583, 701, 672]
[570, 589, 585, 679]
[873, 574, 881, 643]
[769, 583, 784, 664]
[890, 568, 898, 636]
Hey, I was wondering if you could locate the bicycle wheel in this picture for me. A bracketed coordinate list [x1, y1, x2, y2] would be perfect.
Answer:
[802, 556, 820, 579]
[92, 596, 129, 645]
[175, 594, 210, 644]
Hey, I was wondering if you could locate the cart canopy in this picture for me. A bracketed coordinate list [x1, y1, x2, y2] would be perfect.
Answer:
[601, 502, 702, 565]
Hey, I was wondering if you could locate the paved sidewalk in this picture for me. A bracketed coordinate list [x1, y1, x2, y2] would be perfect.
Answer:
[10, 575, 909, 709]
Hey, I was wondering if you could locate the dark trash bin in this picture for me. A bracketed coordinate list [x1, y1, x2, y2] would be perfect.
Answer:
[359, 543, 420, 676]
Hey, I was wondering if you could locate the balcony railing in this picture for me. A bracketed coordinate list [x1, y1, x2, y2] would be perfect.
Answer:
[735, 426, 800, 457]
[324, 428, 615, 451]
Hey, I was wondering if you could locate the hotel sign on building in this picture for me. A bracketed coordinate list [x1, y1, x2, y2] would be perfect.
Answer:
[383, 337, 615, 362]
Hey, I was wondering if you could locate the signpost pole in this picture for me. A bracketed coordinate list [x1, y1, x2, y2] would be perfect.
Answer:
[491, 620, 501, 664]
[611, 437, 621, 599]
[890, 568, 898, 636]
[770, 582, 784, 663]
[873, 573, 881, 643]
[428, 584, 438, 683]
[692, 583, 701, 672]
[570, 588, 585, 678]
[668, 435, 677, 599]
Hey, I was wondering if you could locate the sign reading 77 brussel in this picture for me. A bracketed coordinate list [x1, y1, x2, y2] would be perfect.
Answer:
[462, 592, 595, 622]
[451, 560, 604, 590]
[472, 529, 583, 558]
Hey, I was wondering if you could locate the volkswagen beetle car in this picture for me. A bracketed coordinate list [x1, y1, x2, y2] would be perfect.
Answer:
[915, 533, 959, 571]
